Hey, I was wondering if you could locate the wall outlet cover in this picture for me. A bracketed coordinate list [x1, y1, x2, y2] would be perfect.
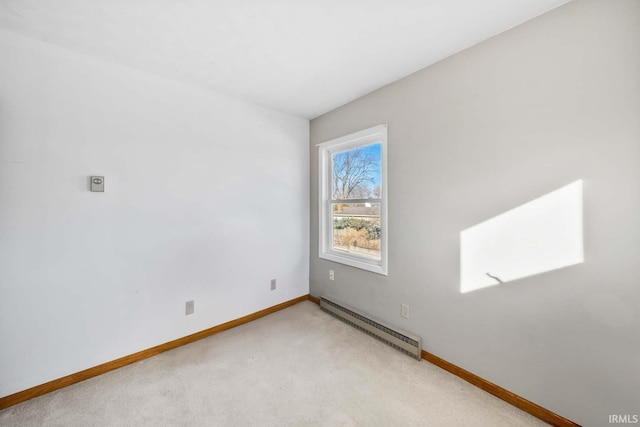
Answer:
[401, 304, 409, 319]
[185, 300, 195, 315]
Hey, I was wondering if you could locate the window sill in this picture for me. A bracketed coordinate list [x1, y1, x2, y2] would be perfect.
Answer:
[319, 251, 387, 276]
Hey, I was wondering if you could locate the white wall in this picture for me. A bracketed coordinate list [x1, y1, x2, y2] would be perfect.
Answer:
[310, 0, 640, 425]
[0, 29, 309, 397]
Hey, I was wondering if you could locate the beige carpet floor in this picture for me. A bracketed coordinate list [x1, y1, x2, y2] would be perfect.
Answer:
[0, 301, 548, 426]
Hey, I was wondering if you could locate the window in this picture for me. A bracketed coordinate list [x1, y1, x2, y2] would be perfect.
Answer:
[317, 125, 388, 275]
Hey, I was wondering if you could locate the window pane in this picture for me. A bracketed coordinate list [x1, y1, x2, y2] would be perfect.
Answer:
[332, 143, 382, 200]
[332, 203, 381, 260]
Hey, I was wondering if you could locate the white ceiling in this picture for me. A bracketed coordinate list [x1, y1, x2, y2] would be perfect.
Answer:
[0, 0, 569, 119]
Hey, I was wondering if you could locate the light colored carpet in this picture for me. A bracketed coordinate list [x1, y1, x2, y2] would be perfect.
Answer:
[0, 301, 548, 426]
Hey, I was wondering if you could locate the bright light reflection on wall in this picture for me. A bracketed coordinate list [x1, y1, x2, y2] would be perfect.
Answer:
[460, 180, 584, 294]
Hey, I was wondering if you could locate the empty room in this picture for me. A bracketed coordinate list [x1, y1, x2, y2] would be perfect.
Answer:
[1, 0, 638, 426]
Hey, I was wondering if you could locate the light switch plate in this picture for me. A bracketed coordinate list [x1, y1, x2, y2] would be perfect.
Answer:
[90, 176, 104, 192]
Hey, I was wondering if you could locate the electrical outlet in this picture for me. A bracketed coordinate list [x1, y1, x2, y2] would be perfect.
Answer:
[270, 279, 276, 290]
[329, 270, 335, 281]
[401, 304, 409, 319]
[185, 300, 194, 316]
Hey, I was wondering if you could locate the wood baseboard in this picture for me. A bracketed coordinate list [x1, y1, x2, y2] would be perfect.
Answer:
[0, 294, 310, 410]
[308, 294, 321, 304]
[420, 351, 580, 427]
[309, 294, 578, 426]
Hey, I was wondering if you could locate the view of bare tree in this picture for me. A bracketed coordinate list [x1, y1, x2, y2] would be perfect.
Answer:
[332, 147, 379, 199]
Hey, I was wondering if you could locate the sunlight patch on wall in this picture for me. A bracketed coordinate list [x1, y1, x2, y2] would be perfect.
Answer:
[460, 180, 584, 294]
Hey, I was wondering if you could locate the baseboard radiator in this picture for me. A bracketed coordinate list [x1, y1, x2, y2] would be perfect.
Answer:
[320, 295, 422, 360]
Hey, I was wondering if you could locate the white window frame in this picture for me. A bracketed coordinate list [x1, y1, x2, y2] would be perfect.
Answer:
[317, 124, 388, 275]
